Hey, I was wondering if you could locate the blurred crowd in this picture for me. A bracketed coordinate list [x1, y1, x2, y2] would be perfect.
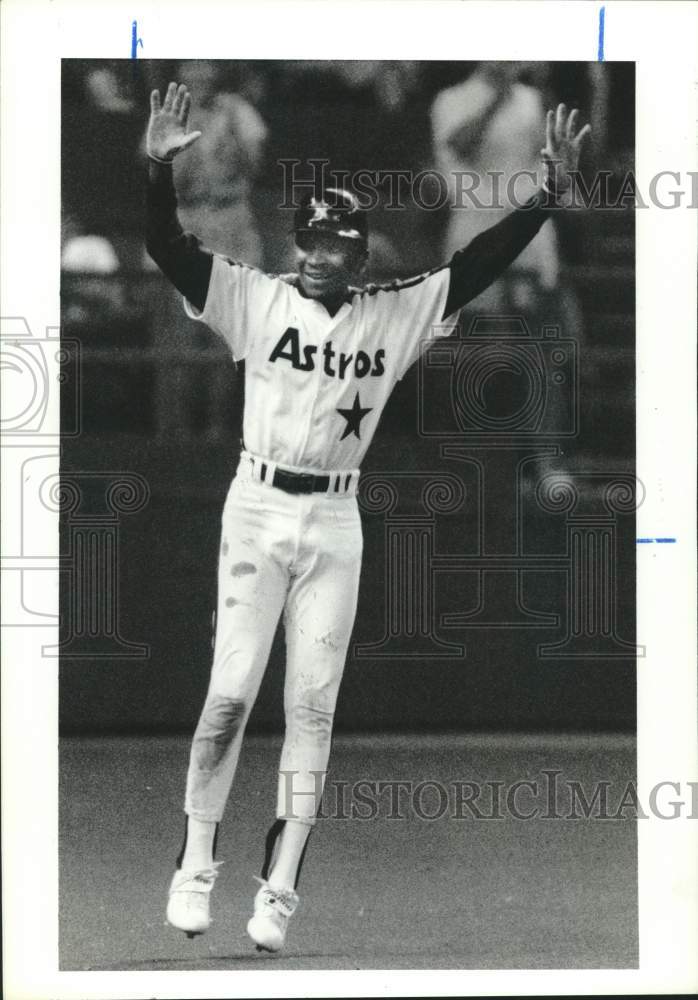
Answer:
[63, 59, 631, 279]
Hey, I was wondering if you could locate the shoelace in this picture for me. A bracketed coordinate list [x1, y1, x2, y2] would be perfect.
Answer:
[253, 876, 298, 913]
[178, 862, 223, 889]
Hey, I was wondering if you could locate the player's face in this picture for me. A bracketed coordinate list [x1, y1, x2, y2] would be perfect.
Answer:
[295, 232, 366, 301]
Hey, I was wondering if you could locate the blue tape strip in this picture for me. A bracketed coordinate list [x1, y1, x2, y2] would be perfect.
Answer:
[131, 20, 143, 58]
[598, 6, 605, 61]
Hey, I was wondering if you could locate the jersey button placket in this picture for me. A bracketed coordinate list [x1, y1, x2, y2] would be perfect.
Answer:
[298, 308, 334, 464]
[315, 318, 352, 468]
[300, 340, 325, 464]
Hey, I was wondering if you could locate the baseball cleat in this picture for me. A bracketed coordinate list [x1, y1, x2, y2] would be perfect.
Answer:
[246, 876, 299, 953]
[166, 862, 222, 937]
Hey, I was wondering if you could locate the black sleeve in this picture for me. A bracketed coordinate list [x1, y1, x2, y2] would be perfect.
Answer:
[442, 189, 553, 319]
[145, 160, 213, 313]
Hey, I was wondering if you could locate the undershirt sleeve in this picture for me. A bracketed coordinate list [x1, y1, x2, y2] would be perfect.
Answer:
[145, 160, 213, 312]
[443, 190, 552, 319]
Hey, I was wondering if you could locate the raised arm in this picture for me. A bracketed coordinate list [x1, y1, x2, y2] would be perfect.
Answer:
[145, 82, 212, 311]
[442, 103, 592, 319]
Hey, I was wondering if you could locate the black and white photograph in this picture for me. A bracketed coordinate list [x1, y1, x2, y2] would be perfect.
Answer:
[1, 2, 697, 998]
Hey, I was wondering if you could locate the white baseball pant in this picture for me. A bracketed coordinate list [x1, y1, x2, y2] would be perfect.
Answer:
[184, 454, 363, 825]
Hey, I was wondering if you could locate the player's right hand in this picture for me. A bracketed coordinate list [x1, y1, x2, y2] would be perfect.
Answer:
[147, 82, 202, 162]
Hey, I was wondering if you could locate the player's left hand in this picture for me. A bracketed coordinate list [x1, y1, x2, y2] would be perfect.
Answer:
[541, 104, 592, 193]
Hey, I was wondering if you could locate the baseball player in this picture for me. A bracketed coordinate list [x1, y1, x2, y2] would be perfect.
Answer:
[145, 81, 590, 953]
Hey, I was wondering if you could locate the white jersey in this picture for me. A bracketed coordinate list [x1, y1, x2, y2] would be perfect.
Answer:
[184, 255, 453, 471]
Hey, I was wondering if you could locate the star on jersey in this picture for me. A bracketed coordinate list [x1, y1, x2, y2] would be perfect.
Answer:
[337, 393, 372, 441]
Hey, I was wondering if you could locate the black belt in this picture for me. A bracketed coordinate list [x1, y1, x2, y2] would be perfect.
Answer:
[272, 468, 331, 494]
[252, 456, 352, 495]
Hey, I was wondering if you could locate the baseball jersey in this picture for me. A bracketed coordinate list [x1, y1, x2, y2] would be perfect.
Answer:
[146, 161, 554, 471]
[184, 257, 452, 469]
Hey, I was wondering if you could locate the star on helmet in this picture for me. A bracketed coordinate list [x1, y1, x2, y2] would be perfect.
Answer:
[309, 199, 332, 224]
[294, 189, 369, 245]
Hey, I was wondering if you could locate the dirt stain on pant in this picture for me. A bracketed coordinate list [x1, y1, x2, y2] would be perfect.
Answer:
[192, 695, 246, 770]
[230, 561, 257, 577]
[314, 629, 340, 652]
[287, 703, 334, 744]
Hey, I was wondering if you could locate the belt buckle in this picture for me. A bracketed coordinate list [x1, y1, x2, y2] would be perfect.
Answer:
[296, 472, 315, 493]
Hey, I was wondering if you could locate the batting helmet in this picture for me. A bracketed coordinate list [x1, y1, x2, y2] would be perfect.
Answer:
[294, 188, 368, 245]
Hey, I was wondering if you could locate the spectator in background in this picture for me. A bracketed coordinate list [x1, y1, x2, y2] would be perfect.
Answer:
[166, 61, 268, 265]
[85, 66, 137, 114]
[331, 60, 421, 114]
[431, 62, 559, 311]
[63, 61, 145, 246]
[62, 234, 120, 275]
[61, 232, 144, 343]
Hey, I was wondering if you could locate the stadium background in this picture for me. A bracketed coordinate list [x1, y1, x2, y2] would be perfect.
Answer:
[58, 58, 638, 972]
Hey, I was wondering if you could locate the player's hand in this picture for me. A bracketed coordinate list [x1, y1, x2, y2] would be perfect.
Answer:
[541, 103, 592, 193]
[147, 83, 202, 162]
